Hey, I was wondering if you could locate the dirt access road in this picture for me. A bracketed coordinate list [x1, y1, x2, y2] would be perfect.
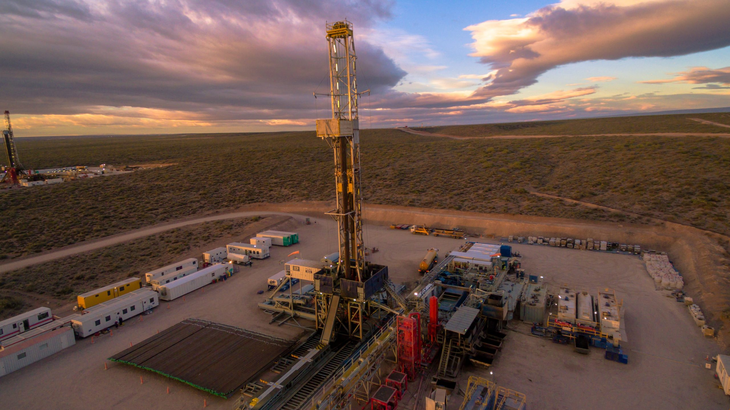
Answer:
[689, 117, 730, 129]
[397, 126, 730, 139]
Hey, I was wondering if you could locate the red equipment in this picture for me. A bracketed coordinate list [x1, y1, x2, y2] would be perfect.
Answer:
[397, 313, 421, 381]
[428, 296, 438, 343]
[366, 385, 399, 410]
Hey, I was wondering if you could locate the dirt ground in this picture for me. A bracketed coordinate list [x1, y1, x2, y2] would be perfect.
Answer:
[0, 215, 727, 410]
[397, 126, 730, 139]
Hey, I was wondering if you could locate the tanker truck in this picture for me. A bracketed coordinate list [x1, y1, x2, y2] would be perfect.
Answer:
[419, 248, 439, 274]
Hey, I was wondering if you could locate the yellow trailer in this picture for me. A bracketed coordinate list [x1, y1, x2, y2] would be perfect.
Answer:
[77, 277, 142, 309]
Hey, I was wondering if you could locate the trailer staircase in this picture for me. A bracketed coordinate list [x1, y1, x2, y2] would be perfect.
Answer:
[437, 338, 461, 379]
[272, 340, 358, 410]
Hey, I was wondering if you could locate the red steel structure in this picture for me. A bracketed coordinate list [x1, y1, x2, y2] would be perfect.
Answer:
[397, 313, 421, 380]
[428, 296, 439, 343]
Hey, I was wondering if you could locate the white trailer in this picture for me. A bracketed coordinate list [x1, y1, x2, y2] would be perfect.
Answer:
[250, 237, 272, 248]
[203, 247, 227, 264]
[717, 355, 730, 395]
[0, 307, 53, 343]
[285, 259, 323, 282]
[228, 253, 251, 265]
[227, 242, 269, 259]
[144, 258, 198, 283]
[268, 271, 287, 289]
[0, 327, 76, 378]
[157, 264, 227, 301]
[71, 289, 159, 338]
[257, 230, 298, 246]
[149, 267, 197, 291]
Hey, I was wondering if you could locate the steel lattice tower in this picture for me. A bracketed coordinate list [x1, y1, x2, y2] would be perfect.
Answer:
[316, 20, 366, 282]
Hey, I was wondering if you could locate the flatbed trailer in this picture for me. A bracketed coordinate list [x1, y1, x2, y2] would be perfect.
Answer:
[432, 228, 464, 239]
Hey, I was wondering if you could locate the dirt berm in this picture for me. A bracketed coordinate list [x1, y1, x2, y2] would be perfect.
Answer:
[256, 201, 730, 350]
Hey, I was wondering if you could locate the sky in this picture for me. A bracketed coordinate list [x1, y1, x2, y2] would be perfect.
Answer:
[1, 0, 729, 136]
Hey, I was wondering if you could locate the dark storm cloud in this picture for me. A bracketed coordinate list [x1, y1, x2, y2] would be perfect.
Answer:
[0, 0, 402, 121]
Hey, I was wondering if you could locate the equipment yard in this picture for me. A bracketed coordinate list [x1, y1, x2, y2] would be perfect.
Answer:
[0, 218, 725, 409]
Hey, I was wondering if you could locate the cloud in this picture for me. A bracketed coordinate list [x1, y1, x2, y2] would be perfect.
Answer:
[586, 76, 617, 82]
[0, 0, 403, 131]
[693, 84, 730, 90]
[641, 66, 730, 85]
[466, 0, 730, 99]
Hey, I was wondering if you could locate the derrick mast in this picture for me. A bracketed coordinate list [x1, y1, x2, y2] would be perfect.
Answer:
[2, 111, 23, 184]
[316, 20, 366, 282]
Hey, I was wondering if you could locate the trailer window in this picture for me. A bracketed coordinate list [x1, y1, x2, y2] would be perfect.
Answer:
[149, 298, 154, 303]
[176, 266, 182, 271]
[12, 324, 16, 329]
[40, 343, 48, 350]
[123, 309, 128, 314]
[95, 320, 101, 326]
[17, 352, 26, 360]
[107, 291, 111, 296]
[105, 316, 111, 322]
[119, 286, 125, 291]
[38, 312, 49, 320]
[0, 329, 3, 335]
[130, 305, 135, 311]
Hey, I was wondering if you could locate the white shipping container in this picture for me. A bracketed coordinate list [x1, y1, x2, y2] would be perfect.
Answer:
[557, 287, 577, 323]
[203, 247, 227, 264]
[158, 264, 227, 301]
[0, 327, 76, 377]
[717, 355, 730, 395]
[144, 258, 198, 283]
[150, 266, 198, 291]
[600, 241, 608, 251]
[250, 237, 272, 248]
[71, 289, 159, 338]
[577, 291, 595, 323]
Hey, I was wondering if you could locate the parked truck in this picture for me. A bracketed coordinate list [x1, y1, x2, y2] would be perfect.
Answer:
[419, 248, 439, 274]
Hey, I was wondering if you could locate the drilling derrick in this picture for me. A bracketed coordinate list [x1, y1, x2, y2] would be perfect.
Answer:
[2, 111, 23, 185]
[317, 20, 365, 282]
[314, 21, 389, 345]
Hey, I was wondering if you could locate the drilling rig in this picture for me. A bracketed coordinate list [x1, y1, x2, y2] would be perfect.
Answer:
[311, 20, 396, 345]
[1, 111, 23, 184]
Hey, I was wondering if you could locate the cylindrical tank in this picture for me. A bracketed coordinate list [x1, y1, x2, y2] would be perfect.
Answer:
[429, 296, 438, 326]
[419, 249, 438, 273]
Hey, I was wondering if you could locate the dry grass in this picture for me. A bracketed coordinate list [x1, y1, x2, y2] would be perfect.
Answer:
[1, 113, 729, 260]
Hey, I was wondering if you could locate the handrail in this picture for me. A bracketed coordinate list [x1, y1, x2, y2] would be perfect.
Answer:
[303, 314, 398, 409]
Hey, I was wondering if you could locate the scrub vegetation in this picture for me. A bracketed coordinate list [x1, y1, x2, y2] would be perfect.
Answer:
[1, 112, 729, 260]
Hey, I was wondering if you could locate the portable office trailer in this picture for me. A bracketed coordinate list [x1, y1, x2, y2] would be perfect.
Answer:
[257, 230, 299, 246]
[0, 327, 75, 377]
[227, 242, 270, 259]
[76, 277, 142, 309]
[228, 253, 251, 265]
[285, 259, 323, 282]
[716, 355, 730, 395]
[203, 247, 227, 264]
[0, 307, 53, 343]
[149, 267, 197, 291]
[157, 264, 226, 301]
[268, 271, 287, 289]
[144, 258, 199, 283]
[72, 289, 159, 338]
[250, 237, 272, 248]
[322, 252, 339, 266]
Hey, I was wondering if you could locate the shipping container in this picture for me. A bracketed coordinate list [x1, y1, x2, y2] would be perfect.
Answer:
[227, 242, 270, 259]
[268, 271, 287, 289]
[600, 241, 608, 251]
[250, 237, 272, 248]
[149, 266, 198, 291]
[144, 258, 199, 283]
[285, 259, 323, 282]
[0, 327, 75, 377]
[521, 283, 547, 325]
[202, 247, 227, 264]
[77, 277, 142, 309]
[257, 230, 299, 246]
[0, 307, 53, 343]
[157, 264, 226, 301]
[72, 289, 159, 337]
[598, 290, 620, 333]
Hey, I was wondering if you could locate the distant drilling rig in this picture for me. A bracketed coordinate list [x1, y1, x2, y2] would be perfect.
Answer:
[1, 110, 24, 184]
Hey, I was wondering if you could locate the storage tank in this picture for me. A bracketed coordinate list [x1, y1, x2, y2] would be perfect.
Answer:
[577, 291, 595, 323]
[418, 249, 438, 273]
